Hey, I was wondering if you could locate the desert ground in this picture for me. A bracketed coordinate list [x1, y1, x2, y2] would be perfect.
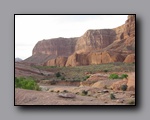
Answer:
[15, 62, 135, 105]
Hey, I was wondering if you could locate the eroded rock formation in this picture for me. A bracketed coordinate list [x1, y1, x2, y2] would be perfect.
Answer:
[24, 15, 135, 66]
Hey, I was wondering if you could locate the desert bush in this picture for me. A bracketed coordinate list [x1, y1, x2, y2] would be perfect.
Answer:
[50, 80, 56, 85]
[63, 90, 68, 93]
[55, 72, 61, 78]
[120, 74, 128, 79]
[103, 69, 108, 73]
[50, 90, 54, 92]
[103, 85, 108, 89]
[81, 90, 88, 96]
[109, 74, 119, 79]
[83, 75, 90, 81]
[121, 84, 128, 91]
[15, 77, 41, 91]
[109, 73, 128, 79]
[110, 93, 116, 100]
[61, 76, 65, 80]
[56, 90, 60, 93]
[86, 75, 90, 79]
[128, 100, 135, 105]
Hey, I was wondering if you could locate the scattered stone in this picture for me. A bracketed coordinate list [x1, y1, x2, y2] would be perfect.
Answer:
[116, 99, 124, 103]
[58, 93, 76, 98]
[101, 89, 109, 93]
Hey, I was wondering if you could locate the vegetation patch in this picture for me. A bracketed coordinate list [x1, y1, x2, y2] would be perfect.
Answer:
[15, 77, 41, 91]
[55, 72, 61, 78]
[120, 74, 128, 79]
[33, 63, 134, 82]
[109, 74, 119, 79]
[109, 73, 128, 79]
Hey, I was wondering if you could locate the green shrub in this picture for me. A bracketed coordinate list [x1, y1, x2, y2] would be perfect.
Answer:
[110, 93, 116, 100]
[104, 70, 108, 73]
[83, 75, 90, 81]
[120, 74, 128, 79]
[109, 74, 119, 79]
[86, 75, 90, 79]
[55, 72, 61, 78]
[61, 76, 65, 80]
[15, 77, 41, 91]
[121, 85, 128, 91]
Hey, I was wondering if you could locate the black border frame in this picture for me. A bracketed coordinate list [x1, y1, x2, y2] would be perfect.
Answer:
[14, 14, 136, 107]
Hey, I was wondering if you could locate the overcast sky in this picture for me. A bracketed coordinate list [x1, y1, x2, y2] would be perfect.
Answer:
[15, 15, 128, 60]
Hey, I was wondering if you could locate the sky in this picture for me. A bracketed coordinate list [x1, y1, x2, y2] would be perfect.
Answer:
[15, 15, 128, 60]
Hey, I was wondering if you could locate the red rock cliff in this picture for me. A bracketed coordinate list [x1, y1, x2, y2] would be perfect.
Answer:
[33, 37, 78, 57]
[24, 15, 135, 66]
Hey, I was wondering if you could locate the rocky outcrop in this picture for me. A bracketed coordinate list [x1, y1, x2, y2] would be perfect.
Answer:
[124, 54, 135, 63]
[88, 51, 125, 65]
[24, 15, 135, 66]
[32, 37, 78, 56]
[44, 56, 68, 67]
[66, 53, 89, 66]
[75, 29, 116, 53]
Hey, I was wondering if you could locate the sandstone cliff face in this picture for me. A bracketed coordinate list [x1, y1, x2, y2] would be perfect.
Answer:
[87, 51, 125, 65]
[24, 15, 135, 66]
[44, 56, 68, 67]
[32, 37, 78, 57]
[65, 53, 88, 66]
[75, 29, 116, 53]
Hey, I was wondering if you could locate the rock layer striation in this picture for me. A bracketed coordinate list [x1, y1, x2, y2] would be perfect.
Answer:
[24, 15, 135, 66]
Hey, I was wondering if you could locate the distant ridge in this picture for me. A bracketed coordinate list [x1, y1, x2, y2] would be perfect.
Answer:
[15, 57, 23, 62]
